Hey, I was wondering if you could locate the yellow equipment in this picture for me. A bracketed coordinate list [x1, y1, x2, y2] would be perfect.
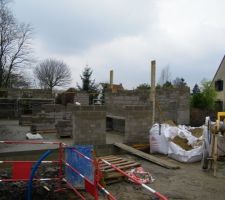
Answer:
[211, 112, 225, 176]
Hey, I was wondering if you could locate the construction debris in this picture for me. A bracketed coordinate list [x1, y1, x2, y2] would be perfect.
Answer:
[126, 167, 155, 184]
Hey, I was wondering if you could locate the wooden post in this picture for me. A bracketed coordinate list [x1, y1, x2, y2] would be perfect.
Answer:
[151, 60, 156, 125]
[110, 70, 113, 89]
[213, 134, 218, 176]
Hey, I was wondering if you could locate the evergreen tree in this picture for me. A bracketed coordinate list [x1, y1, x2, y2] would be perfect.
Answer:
[162, 81, 173, 88]
[192, 84, 200, 94]
[136, 83, 151, 90]
[77, 67, 97, 92]
[77, 66, 98, 104]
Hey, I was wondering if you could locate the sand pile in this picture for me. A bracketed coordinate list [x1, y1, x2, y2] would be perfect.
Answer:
[190, 128, 203, 138]
[172, 136, 193, 151]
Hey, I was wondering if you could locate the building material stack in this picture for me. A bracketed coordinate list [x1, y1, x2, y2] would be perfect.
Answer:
[55, 120, 72, 138]
[19, 115, 33, 126]
[29, 104, 72, 134]
[31, 114, 56, 134]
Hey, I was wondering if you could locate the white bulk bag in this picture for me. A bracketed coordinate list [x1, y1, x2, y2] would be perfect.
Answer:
[149, 124, 169, 155]
[168, 141, 203, 163]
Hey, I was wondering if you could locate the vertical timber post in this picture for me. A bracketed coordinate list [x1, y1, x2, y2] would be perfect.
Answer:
[151, 60, 156, 126]
[110, 70, 113, 89]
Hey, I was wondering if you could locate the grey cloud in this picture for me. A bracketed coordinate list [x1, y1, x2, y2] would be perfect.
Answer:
[12, 0, 225, 89]
[14, 0, 155, 54]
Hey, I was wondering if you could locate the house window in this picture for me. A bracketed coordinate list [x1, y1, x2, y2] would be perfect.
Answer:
[215, 80, 223, 91]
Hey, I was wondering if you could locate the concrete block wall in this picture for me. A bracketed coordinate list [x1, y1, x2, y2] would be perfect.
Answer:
[71, 106, 106, 145]
[0, 98, 17, 118]
[55, 120, 72, 137]
[74, 92, 89, 105]
[30, 99, 55, 115]
[105, 90, 149, 106]
[124, 105, 152, 144]
[41, 104, 65, 113]
[30, 104, 72, 131]
[0, 98, 54, 119]
[105, 87, 190, 125]
[155, 88, 190, 124]
[112, 118, 125, 132]
[1, 88, 53, 98]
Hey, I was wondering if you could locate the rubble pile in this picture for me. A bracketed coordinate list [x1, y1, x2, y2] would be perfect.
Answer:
[0, 166, 75, 200]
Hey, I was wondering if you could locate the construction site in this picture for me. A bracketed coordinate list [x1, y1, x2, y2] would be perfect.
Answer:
[0, 63, 225, 200]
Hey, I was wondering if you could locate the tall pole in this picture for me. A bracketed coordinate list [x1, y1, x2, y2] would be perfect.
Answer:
[110, 70, 113, 89]
[151, 60, 156, 125]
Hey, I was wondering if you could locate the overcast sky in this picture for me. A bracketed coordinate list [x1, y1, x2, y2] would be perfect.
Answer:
[12, 0, 225, 89]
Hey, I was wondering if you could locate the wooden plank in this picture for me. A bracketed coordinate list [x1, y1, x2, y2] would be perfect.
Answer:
[104, 171, 124, 179]
[99, 157, 123, 162]
[99, 155, 118, 159]
[100, 159, 133, 168]
[101, 161, 137, 171]
[104, 177, 124, 184]
[37, 129, 57, 134]
[114, 143, 180, 169]
[104, 163, 141, 172]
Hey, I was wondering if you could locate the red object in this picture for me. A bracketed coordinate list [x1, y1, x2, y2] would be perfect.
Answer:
[0, 178, 60, 182]
[85, 178, 98, 199]
[155, 192, 168, 200]
[59, 143, 63, 179]
[1, 140, 60, 145]
[101, 159, 168, 200]
[12, 162, 32, 180]
[126, 167, 153, 184]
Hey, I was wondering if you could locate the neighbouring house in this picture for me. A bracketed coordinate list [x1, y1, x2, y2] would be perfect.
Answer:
[211, 55, 225, 111]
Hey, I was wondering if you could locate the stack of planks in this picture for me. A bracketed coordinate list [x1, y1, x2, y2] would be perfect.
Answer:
[98, 155, 141, 184]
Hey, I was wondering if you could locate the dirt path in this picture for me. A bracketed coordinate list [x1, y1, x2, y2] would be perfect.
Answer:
[106, 154, 225, 200]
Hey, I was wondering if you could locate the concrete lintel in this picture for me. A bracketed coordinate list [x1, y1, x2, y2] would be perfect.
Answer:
[106, 114, 126, 120]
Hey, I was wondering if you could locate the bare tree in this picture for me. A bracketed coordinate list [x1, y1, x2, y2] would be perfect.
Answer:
[159, 65, 172, 86]
[0, 0, 33, 88]
[8, 73, 30, 88]
[34, 58, 71, 91]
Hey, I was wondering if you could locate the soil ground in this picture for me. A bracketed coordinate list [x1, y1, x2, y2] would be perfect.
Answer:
[0, 120, 225, 200]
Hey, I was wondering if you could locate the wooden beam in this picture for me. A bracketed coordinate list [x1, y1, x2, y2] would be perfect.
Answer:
[114, 143, 180, 169]
[151, 60, 156, 125]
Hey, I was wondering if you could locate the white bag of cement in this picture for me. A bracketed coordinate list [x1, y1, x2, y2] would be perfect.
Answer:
[26, 132, 43, 140]
[149, 124, 169, 154]
[168, 142, 203, 163]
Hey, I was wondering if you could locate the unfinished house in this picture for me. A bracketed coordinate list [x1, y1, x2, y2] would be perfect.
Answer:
[105, 87, 190, 144]
[211, 55, 225, 111]
[0, 88, 54, 119]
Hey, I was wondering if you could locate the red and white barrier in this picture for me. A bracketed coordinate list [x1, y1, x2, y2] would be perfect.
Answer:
[0, 140, 60, 145]
[101, 159, 168, 200]
[0, 178, 60, 182]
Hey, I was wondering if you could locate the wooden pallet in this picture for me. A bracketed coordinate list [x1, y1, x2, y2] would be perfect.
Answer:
[37, 129, 57, 134]
[98, 155, 141, 184]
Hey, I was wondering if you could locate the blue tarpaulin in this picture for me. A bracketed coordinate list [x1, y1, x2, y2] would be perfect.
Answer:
[65, 145, 94, 188]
